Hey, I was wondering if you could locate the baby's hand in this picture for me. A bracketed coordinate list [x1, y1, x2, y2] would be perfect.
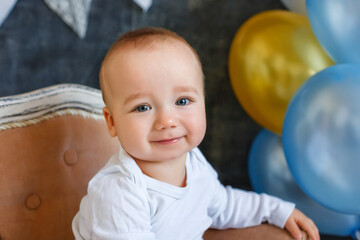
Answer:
[285, 208, 320, 240]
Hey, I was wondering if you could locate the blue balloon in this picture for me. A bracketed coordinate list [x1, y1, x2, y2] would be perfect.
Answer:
[249, 129, 360, 236]
[283, 64, 360, 215]
[306, 0, 360, 64]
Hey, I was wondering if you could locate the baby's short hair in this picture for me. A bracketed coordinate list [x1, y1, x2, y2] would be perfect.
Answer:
[99, 27, 203, 106]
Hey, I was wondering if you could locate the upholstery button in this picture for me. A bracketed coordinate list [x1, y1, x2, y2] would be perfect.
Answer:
[25, 193, 41, 210]
[64, 149, 78, 165]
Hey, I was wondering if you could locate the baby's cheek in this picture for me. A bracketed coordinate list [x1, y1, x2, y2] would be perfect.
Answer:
[118, 130, 139, 152]
[189, 114, 207, 145]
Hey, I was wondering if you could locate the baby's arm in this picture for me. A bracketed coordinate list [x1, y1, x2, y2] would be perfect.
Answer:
[210, 185, 320, 240]
[285, 208, 320, 240]
[210, 186, 295, 229]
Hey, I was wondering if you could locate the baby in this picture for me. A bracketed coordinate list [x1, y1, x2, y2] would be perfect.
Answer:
[72, 27, 319, 240]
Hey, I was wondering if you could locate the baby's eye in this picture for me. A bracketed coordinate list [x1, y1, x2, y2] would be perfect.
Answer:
[135, 105, 151, 112]
[176, 98, 190, 106]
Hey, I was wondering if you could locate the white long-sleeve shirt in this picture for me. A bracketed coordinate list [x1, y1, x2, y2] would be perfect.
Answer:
[72, 147, 295, 240]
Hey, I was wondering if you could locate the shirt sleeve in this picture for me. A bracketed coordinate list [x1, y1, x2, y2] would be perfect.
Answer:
[73, 172, 155, 240]
[206, 166, 295, 229]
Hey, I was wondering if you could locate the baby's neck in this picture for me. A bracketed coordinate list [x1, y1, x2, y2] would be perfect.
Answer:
[133, 154, 187, 187]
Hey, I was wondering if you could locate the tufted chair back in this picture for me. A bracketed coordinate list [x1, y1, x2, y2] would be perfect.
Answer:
[0, 84, 304, 240]
[0, 84, 119, 240]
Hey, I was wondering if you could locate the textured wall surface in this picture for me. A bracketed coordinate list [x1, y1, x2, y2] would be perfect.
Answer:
[1, 0, 286, 189]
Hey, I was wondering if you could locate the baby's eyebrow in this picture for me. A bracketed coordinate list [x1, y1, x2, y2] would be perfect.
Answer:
[173, 86, 200, 95]
[123, 92, 151, 105]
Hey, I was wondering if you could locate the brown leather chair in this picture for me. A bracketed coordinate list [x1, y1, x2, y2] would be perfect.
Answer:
[0, 84, 300, 240]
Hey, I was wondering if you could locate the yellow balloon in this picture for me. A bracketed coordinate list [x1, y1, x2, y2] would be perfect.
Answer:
[228, 10, 333, 134]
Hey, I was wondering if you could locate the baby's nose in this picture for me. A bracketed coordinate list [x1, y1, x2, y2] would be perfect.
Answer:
[154, 111, 177, 130]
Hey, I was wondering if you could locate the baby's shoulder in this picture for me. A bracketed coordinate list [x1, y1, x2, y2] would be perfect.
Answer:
[189, 148, 218, 176]
[87, 153, 147, 198]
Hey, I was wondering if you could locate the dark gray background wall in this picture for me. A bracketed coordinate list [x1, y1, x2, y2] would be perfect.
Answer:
[0, 1, 352, 239]
[1, 0, 280, 189]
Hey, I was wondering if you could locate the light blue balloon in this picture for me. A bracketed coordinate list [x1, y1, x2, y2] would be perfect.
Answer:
[249, 129, 360, 236]
[283, 64, 360, 215]
[306, 0, 360, 64]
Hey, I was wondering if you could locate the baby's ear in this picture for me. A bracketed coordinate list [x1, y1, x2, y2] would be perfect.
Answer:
[103, 106, 117, 137]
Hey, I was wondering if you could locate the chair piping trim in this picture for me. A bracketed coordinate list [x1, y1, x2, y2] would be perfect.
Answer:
[0, 108, 104, 132]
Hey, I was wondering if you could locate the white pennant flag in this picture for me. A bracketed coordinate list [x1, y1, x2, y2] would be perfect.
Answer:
[43, 0, 93, 39]
[0, 0, 17, 27]
[133, 0, 152, 12]
[43, 0, 153, 39]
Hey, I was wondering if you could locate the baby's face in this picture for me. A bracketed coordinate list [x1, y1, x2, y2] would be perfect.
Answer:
[104, 40, 206, 163]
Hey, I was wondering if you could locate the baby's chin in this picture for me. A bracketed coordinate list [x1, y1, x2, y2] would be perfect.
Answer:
[130, 151, 189, 163]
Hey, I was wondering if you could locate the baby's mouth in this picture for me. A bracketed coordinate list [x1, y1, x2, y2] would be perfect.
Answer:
[152, 137, 183, 145]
